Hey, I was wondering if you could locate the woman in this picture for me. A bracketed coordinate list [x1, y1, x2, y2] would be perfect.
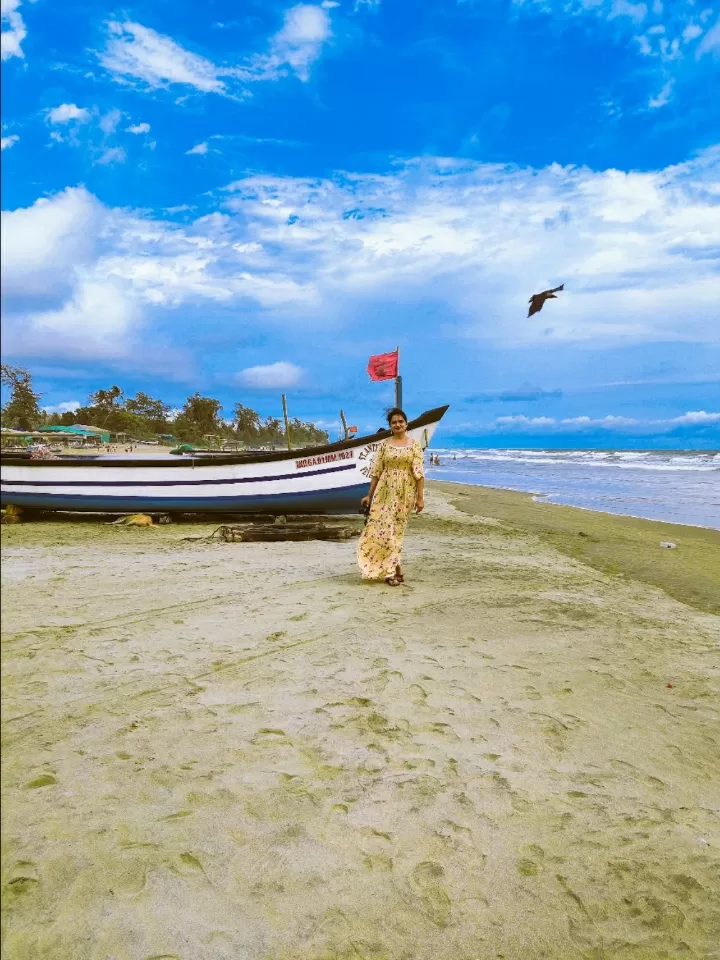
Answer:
[357, 408, 425, 586]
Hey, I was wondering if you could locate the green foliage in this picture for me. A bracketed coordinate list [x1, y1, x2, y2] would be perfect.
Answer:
[89, 385, 124, 411]
[233, 403, 262, 442]
[173, 393, 225, 443]
[1, 367, 330, 448]
[125, 391, 170, 429]
[0, 364, 43, 430]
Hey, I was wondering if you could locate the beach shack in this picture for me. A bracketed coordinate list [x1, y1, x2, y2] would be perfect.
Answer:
[2, 428, 90, 451]
[39, 424, 111, 444]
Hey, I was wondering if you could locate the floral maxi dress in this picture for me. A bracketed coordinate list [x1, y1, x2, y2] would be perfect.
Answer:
[357, 440, 425, 580]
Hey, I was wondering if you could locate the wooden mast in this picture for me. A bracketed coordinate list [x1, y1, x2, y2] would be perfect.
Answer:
[394, 345, 402, 409]
[281, 394, 292, 451]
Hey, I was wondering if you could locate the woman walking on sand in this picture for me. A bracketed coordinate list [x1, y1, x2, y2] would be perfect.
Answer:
[358, 408, 425, 586]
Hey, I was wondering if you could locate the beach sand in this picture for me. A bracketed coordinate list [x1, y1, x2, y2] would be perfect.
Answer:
[2, 483, 719, 959]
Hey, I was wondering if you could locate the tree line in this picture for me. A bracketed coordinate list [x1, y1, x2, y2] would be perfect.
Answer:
[0, 365, 329, 448]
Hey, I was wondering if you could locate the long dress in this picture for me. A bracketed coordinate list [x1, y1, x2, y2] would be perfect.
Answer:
[357, 439, 424, 580]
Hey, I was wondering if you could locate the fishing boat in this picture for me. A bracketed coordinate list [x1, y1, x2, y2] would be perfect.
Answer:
[0, 405, 448, 515]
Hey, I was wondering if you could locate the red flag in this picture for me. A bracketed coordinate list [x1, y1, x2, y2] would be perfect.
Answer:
[348, 425, 358, 434]
[367, 350, 399, 382]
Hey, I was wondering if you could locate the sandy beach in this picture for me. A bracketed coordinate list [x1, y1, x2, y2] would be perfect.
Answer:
[2, 482, 719, 960]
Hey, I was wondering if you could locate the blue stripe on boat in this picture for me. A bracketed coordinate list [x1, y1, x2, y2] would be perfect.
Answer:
[0, 483, 370, 514]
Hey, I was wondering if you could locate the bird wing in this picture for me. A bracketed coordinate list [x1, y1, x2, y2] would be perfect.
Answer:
[552, 284, 564, 293]
[528, 296, 543, 317]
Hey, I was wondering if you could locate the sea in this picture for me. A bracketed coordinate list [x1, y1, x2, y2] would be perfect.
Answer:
[426, 449, 720, 530]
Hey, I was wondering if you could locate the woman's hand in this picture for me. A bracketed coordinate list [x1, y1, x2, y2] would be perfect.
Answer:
[361, 496, 370, 508]
[415, 497, 424, 513]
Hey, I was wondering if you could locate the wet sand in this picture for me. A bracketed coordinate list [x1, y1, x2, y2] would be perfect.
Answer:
[2, 484, 719, 959]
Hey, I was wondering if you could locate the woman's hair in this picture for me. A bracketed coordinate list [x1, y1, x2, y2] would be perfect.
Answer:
[386, 407, 408, 425]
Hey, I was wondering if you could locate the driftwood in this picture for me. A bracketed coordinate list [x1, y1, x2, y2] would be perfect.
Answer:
[182, 520, 360, 543]
[224, 524, 357, 542]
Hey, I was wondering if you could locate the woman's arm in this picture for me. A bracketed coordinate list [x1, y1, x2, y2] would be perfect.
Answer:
[363, 476, 380, 504]
[361, 444, 384, 505]
[412, 441, 425, 511]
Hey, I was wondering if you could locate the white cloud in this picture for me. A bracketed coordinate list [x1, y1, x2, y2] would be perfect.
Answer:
[671, 410, 720, 425]
[186, 141, 209, 155]
[496, 415, 558, 427]
[43, 400, 81, 414]
[1, 134, 19, 149]
[99, 109, 122, 134]
[237, 361, 305, 388]
[259, 4, 332, 81]
[27, 278, 139, 358]
[1, 187, 105, 299]
[648, 78, 673, 107]
[97, 146, 126, 165]
[512, 0, 715, 71]
[697, 19, 720, 56]
[99, 6, 333, 95]
[126, 122, 151, 134]
[47, 103, 91, 124]
[610, 1, 648, 24]
[100, 21, 230, 94]
[490, 411, 720, 431]
[1, 0, 26, 60]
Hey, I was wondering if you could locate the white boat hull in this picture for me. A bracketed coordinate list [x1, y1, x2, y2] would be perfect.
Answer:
[1, 406, 448, 515]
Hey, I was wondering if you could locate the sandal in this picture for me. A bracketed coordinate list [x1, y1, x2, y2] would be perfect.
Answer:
[385, 576, 402, 587]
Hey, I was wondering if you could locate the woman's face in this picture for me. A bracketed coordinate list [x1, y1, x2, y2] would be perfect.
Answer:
[390, 415, 407, 436]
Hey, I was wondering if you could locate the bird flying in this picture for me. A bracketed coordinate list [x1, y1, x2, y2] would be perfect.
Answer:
[528, 284, 564, 318]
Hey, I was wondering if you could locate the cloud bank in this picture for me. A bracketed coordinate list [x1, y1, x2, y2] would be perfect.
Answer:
[2, 148, 719, 366]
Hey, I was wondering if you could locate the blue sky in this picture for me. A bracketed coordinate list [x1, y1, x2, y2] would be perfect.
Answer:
[1, 0, 719, 448]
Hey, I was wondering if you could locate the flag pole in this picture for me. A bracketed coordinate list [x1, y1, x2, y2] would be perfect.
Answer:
[394, 345, 402, 409]
[281, 394, 292, 451]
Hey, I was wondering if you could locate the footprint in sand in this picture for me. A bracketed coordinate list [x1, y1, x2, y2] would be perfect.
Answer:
[408, 684, 428, 704]
[592, 671, 626, 691]
[622, 893, 686, 931]
[609, 759, 666, 790]
[610, 759, 636, 773]
[23, 773, 57, 789]
[429, 722, 461, 741]
[168, 852, 205, 878]
[108, 858, 147, 898]
[409, 861, 452, 928]
[521, 844, 545, 861]
[369, 671, 389, 693]
[4, 861, 39, 897]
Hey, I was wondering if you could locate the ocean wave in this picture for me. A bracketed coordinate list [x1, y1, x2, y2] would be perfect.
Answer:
[430, 449, 719, 472]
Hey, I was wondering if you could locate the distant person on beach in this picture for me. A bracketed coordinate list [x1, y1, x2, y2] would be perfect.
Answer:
[358, 408, 425, 587]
